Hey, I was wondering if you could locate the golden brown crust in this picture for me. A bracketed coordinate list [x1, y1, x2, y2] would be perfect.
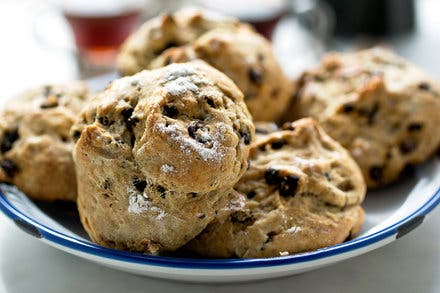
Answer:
[185, 118, 366, 258]
[116, 8, 242, 76]
[194, 27, 292, 122]
[0, 82, 89, 201]
[73, 61, 255, 253]
[151, 27, 293, 122]
[285, 47, 440, 188]
[118, 8, 292, 122]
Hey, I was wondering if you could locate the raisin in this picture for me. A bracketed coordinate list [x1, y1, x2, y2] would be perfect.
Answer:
[197, 214, 206, 219]
[239, 128, 251, 145]
[337, 180, 354, 192]
[265, 231, 277, 243]
[418, 82, 431, 91]
[279, 175, 299, 197]
[230, 211, 254, 224]
[399, 140, 417, 154]
[369, 166, 383, 182]
[127, 117, 139, 127]
[248, 68, 263, 85]
[188, 121, 202, 139]
[1, 130, 19, 153]
[407, 123, 423, 132]
[72, 130, 81, 141]
[205, 96, 216, 108]
[259, 144, 267, 151]
[188, 121, 210, 144]
[282, 123, 296, 131]
[247, 190, 256, 199]
[162, 41, 177, 51]
[188, 192, 198, 198]
[265, 168, 282, 185]
[271, 139, 285, 150]
[0, 159, 18, 177]
[163, 105, 178, 118]
[157, 185, 166, 198]
[102, 179, 111, 190]
[98, 116, 110, 126]
[342, 104, 354, 113]
[130, 133, 136, 146]
[130, 80, 139, 87]
[121, 108, 134, 120]
[133, 178, 147, 192]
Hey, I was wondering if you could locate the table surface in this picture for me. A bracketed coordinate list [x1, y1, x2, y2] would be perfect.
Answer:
[0, 1, 439, 292]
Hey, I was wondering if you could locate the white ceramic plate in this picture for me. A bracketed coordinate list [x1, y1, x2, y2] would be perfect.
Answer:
[0, 74, 439, 283]
[0, 156, 438, 283]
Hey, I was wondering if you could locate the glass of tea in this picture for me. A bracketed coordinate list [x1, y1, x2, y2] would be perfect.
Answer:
[34, 0, 145, 77]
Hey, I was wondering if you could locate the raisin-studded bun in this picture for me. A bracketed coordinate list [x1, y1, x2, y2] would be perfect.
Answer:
[150, 27, 293, 122]
[116, 8, 242, 76]
[72, 61, 255, 253]
[118, 8, 292, 122]
[0, 82, 89, 201]
[285, 47, 440, 188]
[185, 118, 365, 258]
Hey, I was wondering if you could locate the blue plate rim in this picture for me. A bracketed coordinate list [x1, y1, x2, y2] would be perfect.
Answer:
[0, 184, 439, 270]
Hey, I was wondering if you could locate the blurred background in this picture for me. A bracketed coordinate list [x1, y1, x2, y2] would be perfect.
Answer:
[0, 0, 439, 98]
[0, 1, 439, 292]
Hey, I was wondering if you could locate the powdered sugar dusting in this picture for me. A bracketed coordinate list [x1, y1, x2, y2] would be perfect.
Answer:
[127, 187, 166, 219]
[156, 122, 227, 162]
[161, 164, 175, 174]
[286, 226, 302, 234]
[165, 76, 199, 96]
[229, 192, 246, 209]
[163, 64, 210, 96]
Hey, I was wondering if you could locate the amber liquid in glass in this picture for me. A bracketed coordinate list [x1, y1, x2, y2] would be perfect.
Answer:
[64, 9, 141, 67]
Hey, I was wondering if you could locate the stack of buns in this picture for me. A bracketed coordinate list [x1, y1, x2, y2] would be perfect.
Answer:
[0, 8, 438, 258]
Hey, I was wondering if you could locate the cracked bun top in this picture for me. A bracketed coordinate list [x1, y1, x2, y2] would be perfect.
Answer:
[287, 47, 440, 187]
[72, 61, 255, 253]
[185, 118, 366, 258]
[73, 60, 254, 193]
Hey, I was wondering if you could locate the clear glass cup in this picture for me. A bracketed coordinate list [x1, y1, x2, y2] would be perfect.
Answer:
[34, 0, 146, 77]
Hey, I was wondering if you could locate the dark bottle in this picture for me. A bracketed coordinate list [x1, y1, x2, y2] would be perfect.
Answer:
[324, 0, 415, 36]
